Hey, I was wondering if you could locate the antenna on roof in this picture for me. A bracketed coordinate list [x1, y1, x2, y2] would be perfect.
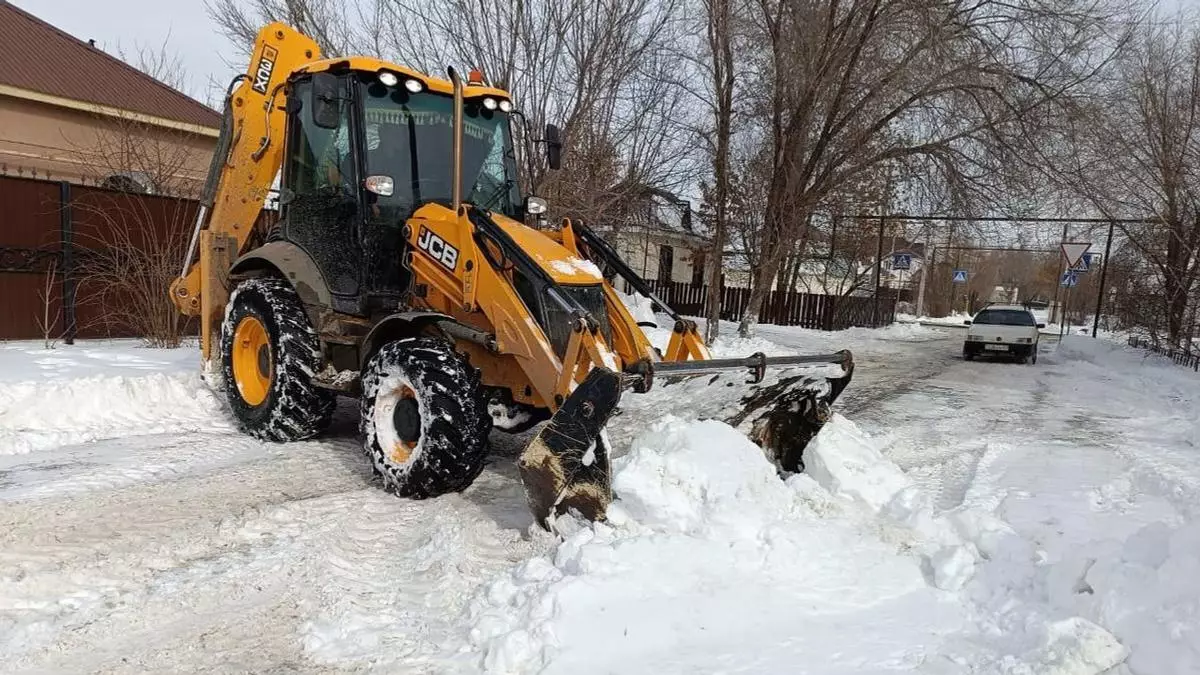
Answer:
[88, 39, 96, 47]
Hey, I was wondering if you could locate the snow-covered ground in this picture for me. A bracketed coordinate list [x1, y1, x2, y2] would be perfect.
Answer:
[1, 326, 1196, 673]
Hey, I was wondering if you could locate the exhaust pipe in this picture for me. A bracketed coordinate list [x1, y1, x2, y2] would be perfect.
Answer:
[448, 66, 463, 213]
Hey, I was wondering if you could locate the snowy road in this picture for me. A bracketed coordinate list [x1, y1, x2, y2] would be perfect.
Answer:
[1, 327, 1196, 673]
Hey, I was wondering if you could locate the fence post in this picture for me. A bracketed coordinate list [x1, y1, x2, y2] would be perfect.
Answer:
[59, 181, 77, 345]
[872, 216, 885, 326]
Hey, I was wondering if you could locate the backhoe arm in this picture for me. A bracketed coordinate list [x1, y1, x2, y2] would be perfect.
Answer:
[169, 23, 321, 358]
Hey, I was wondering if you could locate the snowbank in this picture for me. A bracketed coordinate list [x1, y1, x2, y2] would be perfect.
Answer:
[1075, 522, 1200, 674]
[0, 342, 225, 454]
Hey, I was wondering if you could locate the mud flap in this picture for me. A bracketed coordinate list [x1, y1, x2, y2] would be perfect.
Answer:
[518, 367, 623, 529]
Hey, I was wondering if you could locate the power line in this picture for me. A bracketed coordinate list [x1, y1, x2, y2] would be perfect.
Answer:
[847, 214, 1159, 224]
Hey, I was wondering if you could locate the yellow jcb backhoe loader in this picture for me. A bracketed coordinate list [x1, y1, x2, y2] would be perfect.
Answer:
[171, 23, 854, 527]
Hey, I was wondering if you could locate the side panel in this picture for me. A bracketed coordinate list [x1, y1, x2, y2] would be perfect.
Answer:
[403, 205, 568, 409]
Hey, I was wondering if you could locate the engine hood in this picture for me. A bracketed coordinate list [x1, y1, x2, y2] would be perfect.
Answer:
[490, 213, 604, 285]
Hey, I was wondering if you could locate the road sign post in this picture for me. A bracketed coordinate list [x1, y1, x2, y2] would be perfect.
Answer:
[1092, 222, 1115, 338]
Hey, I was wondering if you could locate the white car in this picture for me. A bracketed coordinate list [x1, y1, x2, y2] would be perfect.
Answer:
[962, 304, 1044, 364]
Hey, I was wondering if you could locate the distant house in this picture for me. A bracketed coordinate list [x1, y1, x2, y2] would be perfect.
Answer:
[591, 187, 710, 287]
[0, 2, 220, 195]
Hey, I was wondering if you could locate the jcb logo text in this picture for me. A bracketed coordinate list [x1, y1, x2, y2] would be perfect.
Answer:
[417, 226, 459, 271]
[252, 45, 279, 94]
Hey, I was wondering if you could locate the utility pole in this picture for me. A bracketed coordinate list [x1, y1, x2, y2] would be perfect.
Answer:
[871, 216, 885, 326]
[1050, 223, 1068, 324]
[944, 222, 956, 312]
[1091, 220, 1115, 338]
[916, 225, 931, 317]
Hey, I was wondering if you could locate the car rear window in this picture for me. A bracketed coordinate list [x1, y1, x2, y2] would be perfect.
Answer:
[973, 309, 1035, 326]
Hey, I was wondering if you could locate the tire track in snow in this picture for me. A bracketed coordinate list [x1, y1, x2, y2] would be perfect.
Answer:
[0, 435, 373, 673]
[298, 469, 547, 672]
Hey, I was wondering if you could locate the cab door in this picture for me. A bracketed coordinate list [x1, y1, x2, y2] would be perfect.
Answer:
[280, 73, 365, 313]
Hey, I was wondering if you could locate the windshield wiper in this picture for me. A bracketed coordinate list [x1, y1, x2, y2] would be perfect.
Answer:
[476, 178, 515, 213]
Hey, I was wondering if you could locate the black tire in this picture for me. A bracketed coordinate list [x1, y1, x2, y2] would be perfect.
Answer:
[1031, 347, 1039, 364]
[360, 338, 491, 498]
[963, 348, 975, 361]
[221, 278, 336, 441]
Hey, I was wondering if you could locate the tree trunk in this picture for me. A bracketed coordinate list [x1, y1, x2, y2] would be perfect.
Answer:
[703, 0, 735, 346]
[737, 237, 786, 337]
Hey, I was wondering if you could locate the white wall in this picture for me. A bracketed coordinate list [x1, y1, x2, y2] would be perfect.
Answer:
[605, 230, 701, 284]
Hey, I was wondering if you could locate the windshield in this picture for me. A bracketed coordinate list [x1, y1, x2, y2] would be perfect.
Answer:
[357, 77, 521, 219]
[973, 309, 1035, 326]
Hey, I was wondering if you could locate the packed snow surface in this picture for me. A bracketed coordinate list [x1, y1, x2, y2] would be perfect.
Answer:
[1, 326, 1197, 673]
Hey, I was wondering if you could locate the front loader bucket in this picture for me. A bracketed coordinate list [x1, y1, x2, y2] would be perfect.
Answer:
[518, 367, 623, 529]
[631, 350, 855, 473]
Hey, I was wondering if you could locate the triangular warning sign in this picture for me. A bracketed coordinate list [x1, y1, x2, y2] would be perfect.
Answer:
[1061, 242, 1091, 268]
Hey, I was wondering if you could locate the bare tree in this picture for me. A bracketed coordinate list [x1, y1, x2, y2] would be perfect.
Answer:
[1046, 14, 1200, 346]
[72, 113, 208, 198]
[729, 0, 1130, 336]
[36, 259, 62, 349]
[72, 191, 194, 348]
[699, 0, 737, 344]
[117, 31, 192, 95]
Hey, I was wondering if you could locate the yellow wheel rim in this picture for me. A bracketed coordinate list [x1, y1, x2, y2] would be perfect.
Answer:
[232, 315, 272, 406]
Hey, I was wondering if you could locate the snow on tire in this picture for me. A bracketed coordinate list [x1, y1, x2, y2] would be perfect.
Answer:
[221, 277, 336, 441]
[361, 338, 491, 498]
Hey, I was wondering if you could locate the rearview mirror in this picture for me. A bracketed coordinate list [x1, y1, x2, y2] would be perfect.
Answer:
[544, 123, 563, 170]
[311, 72, 342, 129]
[525, 195, 547, 215]
[1037, 323, 1046, 329]
[963, 320, 972, 325]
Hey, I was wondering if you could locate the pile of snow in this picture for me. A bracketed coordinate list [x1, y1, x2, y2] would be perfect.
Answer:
[0, 342, 226, 454]
[465, 415, 1129, 674]
[1071, 522, 1200, 674]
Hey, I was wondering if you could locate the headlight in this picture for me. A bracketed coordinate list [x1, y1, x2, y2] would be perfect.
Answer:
[378, 71, 399, 87]
[482, 97, 498, 111]
[498, 99, 513, 112]
[405, 78, 424, 93]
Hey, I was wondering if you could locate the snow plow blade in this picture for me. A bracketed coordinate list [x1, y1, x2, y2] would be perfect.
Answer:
[518, 367, 623, 529]
[627, 350, 855, 473]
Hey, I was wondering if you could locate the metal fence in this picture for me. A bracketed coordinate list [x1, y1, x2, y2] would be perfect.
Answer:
[642, 279, 897, 331]
[1127, 335, 1200, 372]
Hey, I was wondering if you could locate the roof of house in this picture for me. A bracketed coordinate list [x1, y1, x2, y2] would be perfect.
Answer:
[0, 2, 220, 130]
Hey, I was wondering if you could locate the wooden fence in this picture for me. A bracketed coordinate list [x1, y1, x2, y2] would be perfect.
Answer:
[642, 279, 896, 331]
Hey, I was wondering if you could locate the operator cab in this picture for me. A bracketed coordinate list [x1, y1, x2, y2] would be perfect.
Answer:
[277, 64, 524, 317]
